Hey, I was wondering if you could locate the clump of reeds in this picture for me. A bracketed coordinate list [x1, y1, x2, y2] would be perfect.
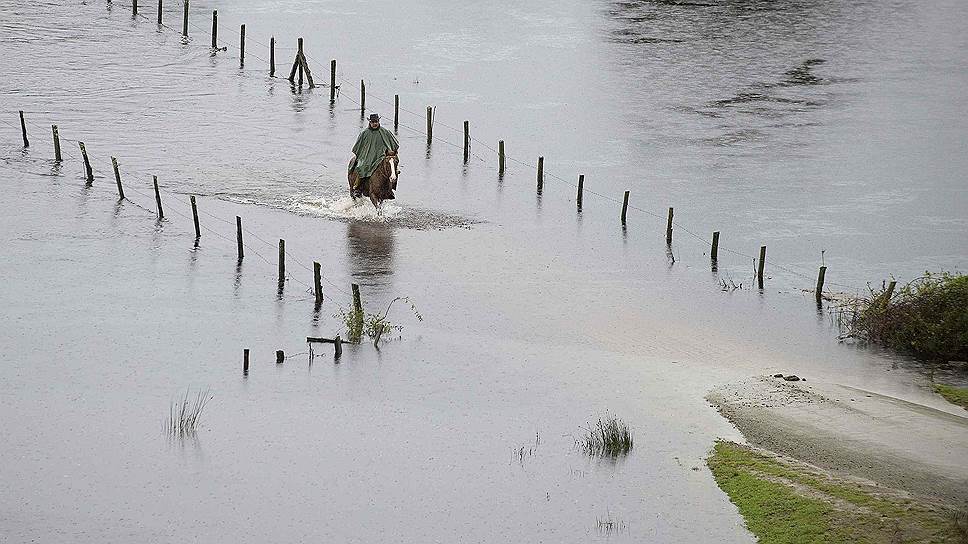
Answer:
[596, 509, 629, 535]
[166, 388, 212, 438]
[511, 432, 540, 465]
[578, 415, 633, 458]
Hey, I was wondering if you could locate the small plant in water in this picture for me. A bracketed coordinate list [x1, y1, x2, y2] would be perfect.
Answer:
[166, 388, 212, 438]
[511, 432, 541, 465]
[338, 296, 422, 344]
[578, 415, 633, 458]
[596, 509, 629, 536]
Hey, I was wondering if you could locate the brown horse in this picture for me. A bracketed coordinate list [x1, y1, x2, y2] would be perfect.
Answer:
[347, 151, 399, 211]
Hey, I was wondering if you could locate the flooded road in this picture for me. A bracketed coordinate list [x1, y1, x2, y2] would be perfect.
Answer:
[1, 0, 966, 541]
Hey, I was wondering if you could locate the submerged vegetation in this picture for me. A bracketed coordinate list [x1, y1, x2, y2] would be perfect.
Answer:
[934, 384, 968, 410]
[707, 441, 965, 544]
[577, 415, 633, 458]
[835, 271, 968, 362]
[596, 510, 629, 536]
[166, 388, 212, 438]
[339, 296, 422, 344]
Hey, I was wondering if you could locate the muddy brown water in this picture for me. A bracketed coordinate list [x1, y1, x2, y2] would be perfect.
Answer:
[1, 0, 966, 541]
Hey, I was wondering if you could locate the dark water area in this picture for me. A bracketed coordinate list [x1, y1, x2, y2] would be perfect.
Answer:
[1, 0, 967, 541]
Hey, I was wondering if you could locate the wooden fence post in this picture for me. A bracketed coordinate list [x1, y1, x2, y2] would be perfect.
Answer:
[757, 245, 767, 289]
[463, 121, 469, 163]
[243, 348, 249, 375]
[210, 10, 216, 48]
[360, 80, 365, 116]
[426, 106, 433, 145]
[313, 262, 323, 304]
[276, 350, 284, 364]
[394, 94, 399, 131]
[269, 36, 275, 76]
[133, 0, 138, 16]
[52, 125, 62, 162]
[711, 231, 720, 262]
[239, 24, 245, 67]
[334, 335, 342, 358]
[330, 60, 336, 101]
[157, 0, 162, 25]
[536, 157, 544, 194]
[666, 207, 674, 244]
[621, 191, 629, 224]
[577, 175, 584, 211]
[182, 0, 188, 37]
[236, 216, 243, 260]
[19, 111, 28, 147]
[78, 142, 94, 183]
[815, 266, 827, 303]
[190, 195, 200, 238]
[297, 38, 304, 86]
[498, 140, 505, 175]
[352, 283, 362, 315]
[111, 157, 125, 199]
[153, 175, 164, 219]
[278, 239, 285, 284]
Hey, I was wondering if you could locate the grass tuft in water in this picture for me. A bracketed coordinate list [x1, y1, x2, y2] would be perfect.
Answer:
[596, 509, 629, 536]
[338, 296, 422, 344]
[166, 388, 212, 438]
[578, 415, 633, 458]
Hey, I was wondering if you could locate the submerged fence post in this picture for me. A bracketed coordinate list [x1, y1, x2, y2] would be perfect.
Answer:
[243, 348, 249, 375]
[757, 245, 767, 289]
[313, 262, 323, 304]
[463, 121, 469, 163]
[52, 125, 62, 162]
[153, 175, 164, 219]
[133, 0, 138, 16]
[236, 216, 243, 260]
[621, 191, 629, 224]
[276, 350, 284, 364]
[426, 107, 433, 145]
[210, 10, 216, 48]
[78, 142, 94, 183]
[351, 283, 362, 315]
[190, 195, 200, 238]
[334, 335, 342, 358]
[269, 36, 275, 76]
[360, 80, 365, 116]
[330, 60, 336, 102]
[297, 38, 304, 86]
[536, 156, 544, 194]
[111, 157, 125, 199]
[816, 266, 827, 303]
[577, 175, 584, 211]
[278, 239, 285, 285]
[498, 140, 505, 175]
[182, 0, 188, 37]
[666, 207, 674, 244]
[394, 94, 399, 131]
[157, 0, 162, 25]
[711, 231, 720, 262]
[19, 111, 28, 147]
[240, 24, 245, 67]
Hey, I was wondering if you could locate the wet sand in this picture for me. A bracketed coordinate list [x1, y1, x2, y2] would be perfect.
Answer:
[708, 376, 968, 506]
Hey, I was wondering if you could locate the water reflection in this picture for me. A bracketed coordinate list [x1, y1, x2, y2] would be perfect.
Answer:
[345, 221, 396, 286]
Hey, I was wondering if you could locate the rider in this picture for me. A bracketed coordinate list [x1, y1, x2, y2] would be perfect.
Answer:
[350, 113, 399, 198]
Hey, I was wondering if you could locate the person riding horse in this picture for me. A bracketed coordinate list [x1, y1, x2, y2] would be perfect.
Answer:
[350, 113, 399, 198]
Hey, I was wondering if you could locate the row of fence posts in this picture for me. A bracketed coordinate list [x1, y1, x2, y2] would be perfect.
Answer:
[19, 102, 832, 302]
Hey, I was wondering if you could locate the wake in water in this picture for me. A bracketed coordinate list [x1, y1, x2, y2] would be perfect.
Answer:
[288, 193, 478, 230]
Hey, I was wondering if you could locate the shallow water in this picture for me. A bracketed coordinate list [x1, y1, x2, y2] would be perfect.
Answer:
[1, 0, 966, 541]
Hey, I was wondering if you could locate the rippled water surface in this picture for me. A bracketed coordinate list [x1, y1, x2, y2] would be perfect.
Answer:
[1, 0, 966, 541]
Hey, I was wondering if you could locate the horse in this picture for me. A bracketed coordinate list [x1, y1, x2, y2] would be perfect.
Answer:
[347, 151, 399, 211]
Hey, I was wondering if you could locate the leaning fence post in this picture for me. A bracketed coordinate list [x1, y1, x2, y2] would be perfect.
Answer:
[666, 207, 674, 244]
[181, 0, 188, 37]
[111, 157, 125, 199]
[51, 125, 62, 162]
[239, 24, 245, 67]
[236, 216, 243, 260]
[19, 111, 28, 147]
[498, 140, 505, 175]
[816, 266, 827, 303]
[190, 195, 200, 238]
[269, 36, 275, 76]
[313, 262, 323, 304]
[536, 157, 544, 194]
[153, 175, 164, 219]
[711, 231, 720, 262]
[621, 191, 629, 224]
[210, 10, 216, 48]
[278, 239, 285, 285]
[757, 245, 767, 289]
[78, 142, 94, 183]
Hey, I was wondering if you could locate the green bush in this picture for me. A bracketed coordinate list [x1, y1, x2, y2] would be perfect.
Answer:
[853, 272, 968, 362]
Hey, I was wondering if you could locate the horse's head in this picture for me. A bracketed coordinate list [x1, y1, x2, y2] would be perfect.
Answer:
[383, 152, 399, 182]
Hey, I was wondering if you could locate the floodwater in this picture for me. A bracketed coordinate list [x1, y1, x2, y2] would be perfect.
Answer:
[1, 0, 966, 541]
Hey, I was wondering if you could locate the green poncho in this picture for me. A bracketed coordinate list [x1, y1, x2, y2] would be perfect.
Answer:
[351, 126, 399, 178]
